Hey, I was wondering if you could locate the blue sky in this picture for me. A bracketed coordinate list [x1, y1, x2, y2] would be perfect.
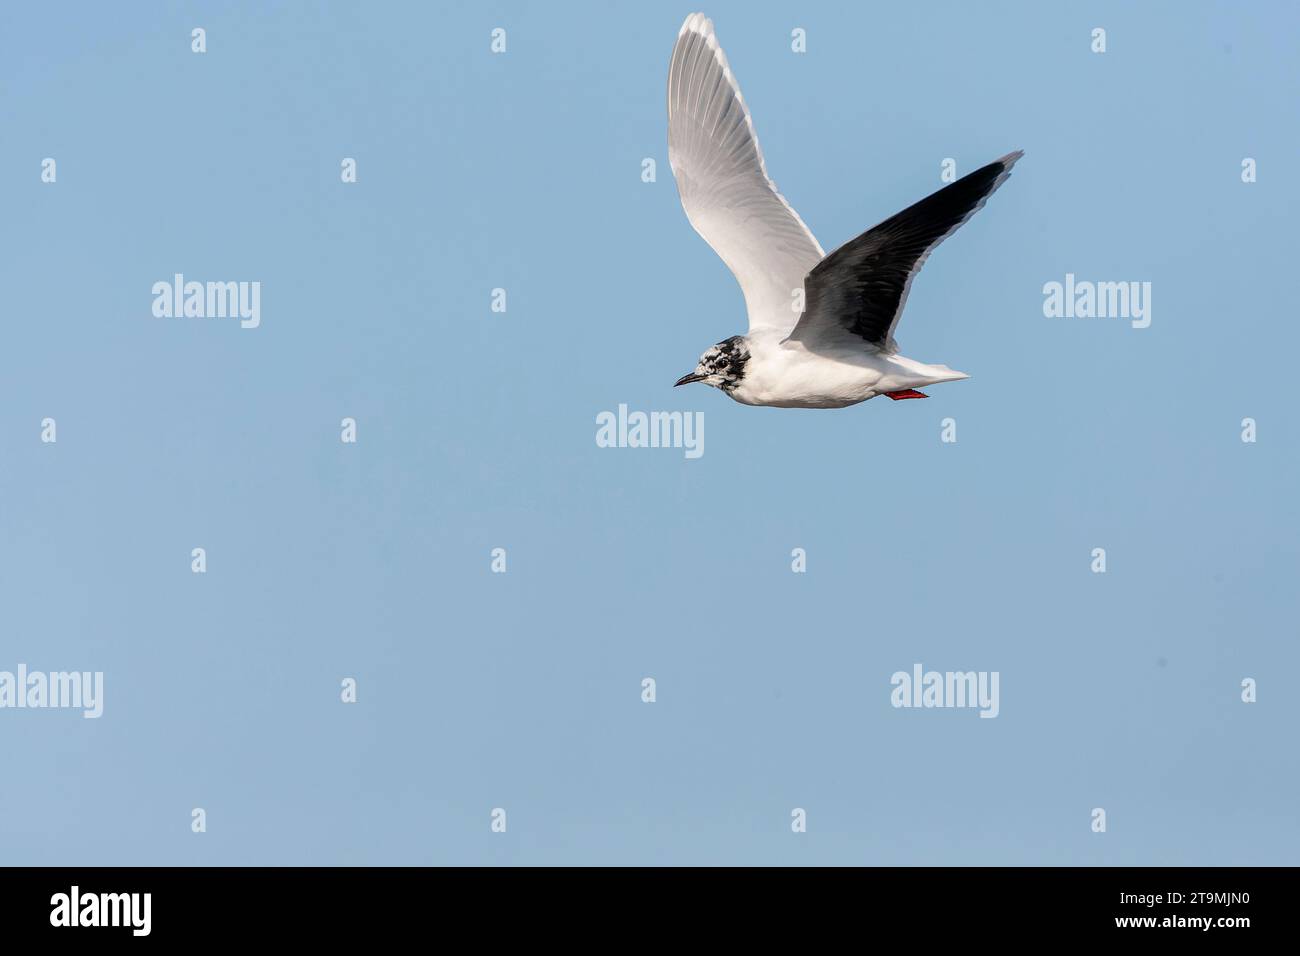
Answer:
[1, 1, 1296, 864]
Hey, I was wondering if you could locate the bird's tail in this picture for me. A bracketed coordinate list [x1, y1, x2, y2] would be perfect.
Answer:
[925, 364, 970, 384]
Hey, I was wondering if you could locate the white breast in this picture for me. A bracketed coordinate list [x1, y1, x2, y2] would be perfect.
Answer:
[729, 332, 968, 408]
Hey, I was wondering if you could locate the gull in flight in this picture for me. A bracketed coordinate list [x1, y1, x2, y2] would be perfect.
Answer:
[669, 13, 1022, 408]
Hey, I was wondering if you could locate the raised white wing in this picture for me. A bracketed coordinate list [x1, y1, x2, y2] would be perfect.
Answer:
[667, 13, 824, 335]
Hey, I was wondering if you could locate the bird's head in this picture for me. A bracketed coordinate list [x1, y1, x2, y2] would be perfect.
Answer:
[674, 335, 750, 392]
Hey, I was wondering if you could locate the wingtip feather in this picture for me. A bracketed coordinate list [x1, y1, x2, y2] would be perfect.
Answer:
[679, 12, 714, 39]
[999, 149, 1025, 170]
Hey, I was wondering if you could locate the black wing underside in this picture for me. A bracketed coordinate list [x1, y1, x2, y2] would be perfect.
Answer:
[787, 150, 1022, 352]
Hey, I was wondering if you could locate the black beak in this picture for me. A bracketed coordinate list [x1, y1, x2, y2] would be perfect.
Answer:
[675, 372, 706, 387]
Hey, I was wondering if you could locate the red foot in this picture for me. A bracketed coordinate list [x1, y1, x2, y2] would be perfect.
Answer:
[883, 389, 929, 401]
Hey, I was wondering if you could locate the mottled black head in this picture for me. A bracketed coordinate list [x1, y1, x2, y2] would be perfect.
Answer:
[674, 335, 750, 392]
